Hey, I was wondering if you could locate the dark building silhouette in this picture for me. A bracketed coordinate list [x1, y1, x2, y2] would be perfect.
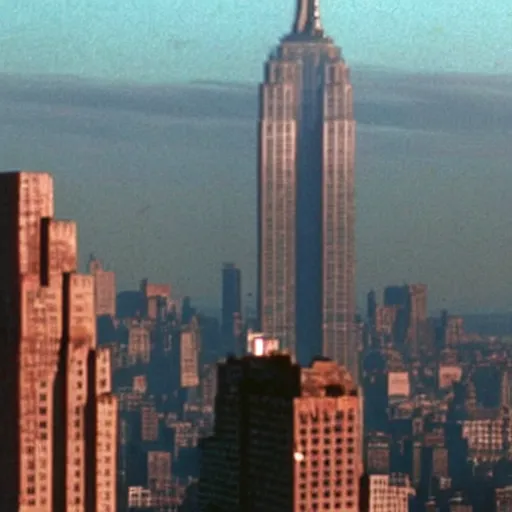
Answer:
[384, 285, 411, 348]
[367, 290, 377, 329]
[116, 290, 145, 319]
[182, 296, 196, 326]
[221, 263, 242, 353]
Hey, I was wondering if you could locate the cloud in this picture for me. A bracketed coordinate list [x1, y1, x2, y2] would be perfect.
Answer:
[0, 68, 511, 313]
[2, 69, 511, 135]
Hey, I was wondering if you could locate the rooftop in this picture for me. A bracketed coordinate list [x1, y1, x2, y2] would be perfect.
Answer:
[301, 359, 357, 397]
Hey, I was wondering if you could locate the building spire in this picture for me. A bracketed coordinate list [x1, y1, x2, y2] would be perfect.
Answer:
[293, 0, 324, 36]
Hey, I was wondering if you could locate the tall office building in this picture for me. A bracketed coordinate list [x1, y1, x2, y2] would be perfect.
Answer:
[361, 473, 415, 512]
[88, 254, 116, 317]
[383, 283, 428, 354]
[86, 347, 118, 512]
[0, 172, 58, 511]
[258, 0, 356, 375]
[221, 263, 242, 353]
[407, 283, 427, 355]
[140, 278, 171, 321]
[0, 171, 117, 512]
[180, 319, 201, 388]
[53, 273, 97, 511]
[198, 354, 362, 511]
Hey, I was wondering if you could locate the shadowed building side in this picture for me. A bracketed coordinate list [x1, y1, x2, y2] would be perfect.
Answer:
[0, 171, 55, 511]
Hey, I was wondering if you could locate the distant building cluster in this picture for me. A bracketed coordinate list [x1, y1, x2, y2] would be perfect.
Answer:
[6, 171, 512, 512]
[95, 278, 216, 511]
[362, 284, 512, 510]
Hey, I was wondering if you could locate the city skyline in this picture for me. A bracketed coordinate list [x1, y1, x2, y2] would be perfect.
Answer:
[1, 3, 511, 314]
[2, 2, 512, 510]
[1, 69, 510, 314]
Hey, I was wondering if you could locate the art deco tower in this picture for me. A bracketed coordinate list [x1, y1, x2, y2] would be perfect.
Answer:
[258, 0, 356, 375]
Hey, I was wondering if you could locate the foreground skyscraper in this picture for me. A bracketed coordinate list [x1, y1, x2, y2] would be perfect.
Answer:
[0, 171, 117, 512]
[198, 354, 362, 511]
[258, 0, 356, 375]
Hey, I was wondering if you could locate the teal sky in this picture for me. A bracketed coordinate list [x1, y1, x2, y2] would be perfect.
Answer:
[1, 0, 512, 83]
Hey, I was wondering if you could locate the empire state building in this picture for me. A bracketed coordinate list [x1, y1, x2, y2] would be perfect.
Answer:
[258, 0, 356, 378]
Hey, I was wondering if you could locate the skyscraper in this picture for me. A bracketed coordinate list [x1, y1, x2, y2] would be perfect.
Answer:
[198, 353, 362, 511]
[88, 254, 116, 317]
[258, 0, 356, 374]
[221, 262, 242, 353]
[0, 171, 117, 512]
[383, 283, 428, 354]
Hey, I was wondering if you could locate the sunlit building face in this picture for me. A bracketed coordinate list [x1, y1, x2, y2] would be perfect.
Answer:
[258, 0, 357, 379]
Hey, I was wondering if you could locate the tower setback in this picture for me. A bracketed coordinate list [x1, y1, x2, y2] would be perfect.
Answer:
[258, 0, 356, 378]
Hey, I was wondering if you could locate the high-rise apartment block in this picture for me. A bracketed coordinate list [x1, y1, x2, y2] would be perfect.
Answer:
[362, 473, 415, 512]
[147, 451, 172, 491]
[198, 353, 362, 511]
[0, 170, 117, 512]
[180, 319, 200, 388]
[88, 347, 118, 512]
[127, 321, 152, 364]
[258, 0, 356, 377]
[88, 254, 116, 317]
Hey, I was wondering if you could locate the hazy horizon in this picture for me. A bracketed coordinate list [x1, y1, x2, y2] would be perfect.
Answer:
[1, 1, 512, 315]
[0, 67, 511, 315]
